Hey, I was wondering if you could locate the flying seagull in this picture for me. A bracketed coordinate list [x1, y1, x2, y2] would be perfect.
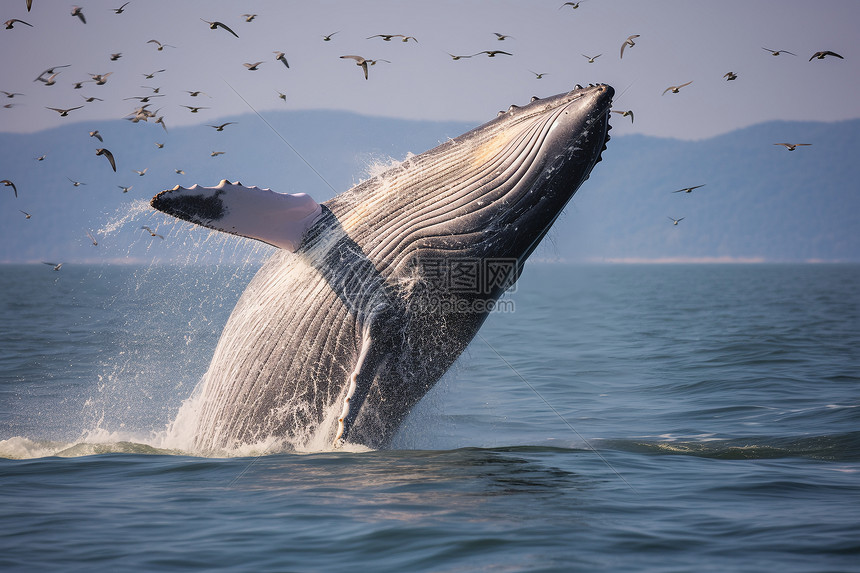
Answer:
[723, 71, 738, 81]
[243, 61, 264, 71]
[86, 231, 98, 246]
[5, 18, 34, 29]
[762, 47, 796, 56]
[611, 109, 634, 123]
[201, 19, 239, 38]
[147, 39, 176, 51]
[43, 262, 63, 271]
[620, 35, 639, 59]
[37, 73, 61, 86]
[1, 179, 17, 198]
[472, 50, 512, 57]
[773, 143, 811, 151]
[274, 51, 290, 68]
[340, 55, 371, 79]
[322, 31, 339, 41]
[662, 81, 693, 95]
[140, 226, 164, 239]
[89, 129, 103, 142]
[35, 65, 70, 82]
[667, 216, 685, 226]
[809, 50, 843, 61]
[672, 184, 706, 194]
[71, 6, 86, 24]
[367, 34, 403, 42]
[208, 122, 236, 131]
[112, 2, 131, 14]
[582, 54, 601, 63]
[90, 72, 113, 85]
[96, 148, 116, 172]
[46, 105, 84, 116]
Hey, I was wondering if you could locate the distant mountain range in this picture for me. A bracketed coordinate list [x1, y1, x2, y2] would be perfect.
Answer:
[1, 111, 858, 264]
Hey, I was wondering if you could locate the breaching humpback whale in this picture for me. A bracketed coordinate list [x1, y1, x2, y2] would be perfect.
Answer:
[151, 83, 614, 452]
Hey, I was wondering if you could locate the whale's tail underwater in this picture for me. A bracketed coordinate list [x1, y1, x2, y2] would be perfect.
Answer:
[151, 83, 614, 453]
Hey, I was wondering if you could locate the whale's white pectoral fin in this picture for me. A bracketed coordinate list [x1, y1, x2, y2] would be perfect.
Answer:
[333, 326, 374, 448]
[150, 180, 323, 252]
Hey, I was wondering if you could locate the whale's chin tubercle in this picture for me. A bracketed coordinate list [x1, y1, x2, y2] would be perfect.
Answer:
[150, 179, 322, 252]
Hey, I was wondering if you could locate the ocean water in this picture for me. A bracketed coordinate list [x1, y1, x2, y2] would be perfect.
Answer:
[1, 261, 858, 572]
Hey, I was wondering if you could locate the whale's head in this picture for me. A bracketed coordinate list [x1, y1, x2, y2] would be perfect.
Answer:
[329, 83, 614, 278]
[465, 83, 614, 260]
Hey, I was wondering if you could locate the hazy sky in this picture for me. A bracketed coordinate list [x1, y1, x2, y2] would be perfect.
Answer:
[1, 0, 858, 140]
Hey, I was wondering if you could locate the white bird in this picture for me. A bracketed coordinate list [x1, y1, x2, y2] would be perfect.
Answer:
[762, 47, 796, 56]
[340, 55, 371, 79]
[208, 122, 236, 132]
[140, 226, 164, 239]
[672, 184, 706, 194]
[662, 81, 693, 95]
[71, 6, 86, 24]
[201, 19, 238, 38]
[89, 72, 113, 85]
[273, 51, 290, 68]
[611, 109, 634, 123]
[774, 143, 811, 151]
[96, 148, 117, 172]
[147, 39, 175, 51]
[46, 105, 84, 116]
[4, 18, 34, 29]
[620, 34, 640, 59]
[37, 73, 61, 86]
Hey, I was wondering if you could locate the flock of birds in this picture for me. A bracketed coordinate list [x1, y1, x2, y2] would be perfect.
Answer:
[0, 1, 850, 267]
